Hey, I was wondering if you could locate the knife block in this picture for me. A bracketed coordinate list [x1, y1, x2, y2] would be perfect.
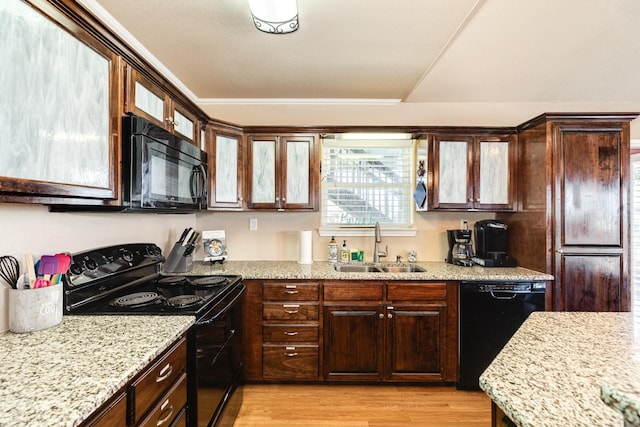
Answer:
[164, 243, 193, 273]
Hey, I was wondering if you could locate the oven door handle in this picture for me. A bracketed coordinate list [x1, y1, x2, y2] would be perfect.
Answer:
[195, 283, 246, 326]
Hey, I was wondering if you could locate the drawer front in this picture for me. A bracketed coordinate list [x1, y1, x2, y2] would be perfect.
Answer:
[263, 283, 319, 301]
[138, 373, 187, 427]
[263, 324, 319, 343]
[324, 283, 384, 301]
[130, 337, 186, 423]
[263, 303, 319, 321]
[84, 392, 127, 427]
[387, 283, 447, 301]
[263, 345, 319, 379]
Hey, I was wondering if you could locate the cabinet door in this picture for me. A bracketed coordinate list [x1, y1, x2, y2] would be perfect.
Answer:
[557, 253, 623, 311]
[432, 136, 473, 209]
[282, 135, 317, 210]
[171, 103, 196, 142]
[475, 136, 515, 210]
[209, 131, 243, 209]
[386, 303, 447, 381]
[323, 304, 384, 381]
[247, 135, 278, 209]
[0, 0, 119, 202]
[128, 68, 168, 127]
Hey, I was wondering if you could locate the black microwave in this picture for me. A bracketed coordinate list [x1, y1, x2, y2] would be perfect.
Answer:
[121, 114, 207, 212]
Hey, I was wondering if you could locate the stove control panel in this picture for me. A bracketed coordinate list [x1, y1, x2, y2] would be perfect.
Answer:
[66, 243, 163, 287]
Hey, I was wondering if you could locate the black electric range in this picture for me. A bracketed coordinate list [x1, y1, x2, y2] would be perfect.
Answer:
[62, 243, 245, 427]
[63, 243, 241, 317]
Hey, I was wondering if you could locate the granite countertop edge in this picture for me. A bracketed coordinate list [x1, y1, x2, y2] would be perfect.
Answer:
[1, 315, 195, 427]
[178, 260, 554, 281]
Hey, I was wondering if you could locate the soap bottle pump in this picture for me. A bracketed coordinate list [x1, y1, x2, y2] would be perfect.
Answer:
[340, 240, 350, 263]
[328, 236, 338, 262]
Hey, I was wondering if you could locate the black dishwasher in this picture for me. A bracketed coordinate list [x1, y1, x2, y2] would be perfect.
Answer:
[457, 281, 545, 390]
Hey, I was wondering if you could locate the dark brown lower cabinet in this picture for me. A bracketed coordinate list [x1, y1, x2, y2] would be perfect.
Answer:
[242, 280, 457, 383]
[324, 303, 384, 381]
[323, 282, 456, 383]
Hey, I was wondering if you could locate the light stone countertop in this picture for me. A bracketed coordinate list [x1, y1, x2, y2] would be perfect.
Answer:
[0, 315, 194, 427]
[480, 312, 640, 427]
[181, 260, 554, 281]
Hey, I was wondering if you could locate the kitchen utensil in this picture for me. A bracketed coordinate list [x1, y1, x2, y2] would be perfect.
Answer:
[51, 253, 71, 285]
[182, 229, 194, 246]
[24, 254, 36, 289]
[0, 255, 20, 289]
[177, 228, 191, 244]
[34, 255, 58, 288]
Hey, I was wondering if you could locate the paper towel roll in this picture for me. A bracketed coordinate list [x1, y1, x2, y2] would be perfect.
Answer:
[298, 230, 313, 264]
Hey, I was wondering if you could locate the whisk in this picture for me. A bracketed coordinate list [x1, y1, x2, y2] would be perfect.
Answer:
[0, 256, 20, 289]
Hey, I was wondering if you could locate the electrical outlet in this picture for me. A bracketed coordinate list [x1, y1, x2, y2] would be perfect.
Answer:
[249, 218, 258, 231]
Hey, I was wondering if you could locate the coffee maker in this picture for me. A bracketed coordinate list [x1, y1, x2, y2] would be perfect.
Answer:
[446, 229, 474, 267]
[472, 219, 517, 267]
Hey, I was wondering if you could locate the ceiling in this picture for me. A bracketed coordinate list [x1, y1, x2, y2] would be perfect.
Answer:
[84, 0, 640, 135]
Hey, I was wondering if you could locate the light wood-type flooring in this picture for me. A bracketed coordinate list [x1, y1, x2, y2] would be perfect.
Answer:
[233, 384, 491, 426]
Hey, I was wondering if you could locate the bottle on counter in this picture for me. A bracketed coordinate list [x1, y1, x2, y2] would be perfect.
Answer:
[340, 240, 350, 263]
[328, 236, 338, 262]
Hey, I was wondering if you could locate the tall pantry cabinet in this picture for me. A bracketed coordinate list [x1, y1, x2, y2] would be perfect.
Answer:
[497, 113, 638, 312]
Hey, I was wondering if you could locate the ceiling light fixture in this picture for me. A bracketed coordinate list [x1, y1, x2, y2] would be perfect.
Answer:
[248, 0, 298, 34]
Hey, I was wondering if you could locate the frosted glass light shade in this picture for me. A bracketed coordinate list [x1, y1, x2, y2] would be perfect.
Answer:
[248, 0, 298, 33]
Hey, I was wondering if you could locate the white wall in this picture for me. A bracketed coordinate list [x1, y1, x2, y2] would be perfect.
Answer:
[0, 203, 196, 332]
[0, 203, 494, 331]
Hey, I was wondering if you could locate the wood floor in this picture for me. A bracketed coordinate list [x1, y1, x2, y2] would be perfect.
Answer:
[233, 384, 491, 426]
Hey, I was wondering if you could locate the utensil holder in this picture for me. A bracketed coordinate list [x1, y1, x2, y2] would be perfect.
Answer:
[9, 285, 63, 333]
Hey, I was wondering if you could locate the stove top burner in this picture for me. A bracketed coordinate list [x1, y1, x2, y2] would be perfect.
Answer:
[110, 291, 161, 308]
[166, 294, 203, 308]
[157, 276, 187, 286]
[190, 276, 227, 287]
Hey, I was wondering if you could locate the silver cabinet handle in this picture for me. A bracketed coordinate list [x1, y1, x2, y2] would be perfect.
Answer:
[284, 331, 299, 336]
[379, 313, 384, 319]
[284, 310, 299, 314]
[156, 363, 173, 383]
[285, 352, 299, 357]
[285, 290, 299, 294]
[156, 401, 174, 426]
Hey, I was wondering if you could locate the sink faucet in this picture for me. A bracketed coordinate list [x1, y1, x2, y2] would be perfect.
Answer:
[373, 222, 388, 263]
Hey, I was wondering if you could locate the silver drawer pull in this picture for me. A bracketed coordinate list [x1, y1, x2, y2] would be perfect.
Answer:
[156, 403, 174, 426]
[284, 331, 299, 336]
[284, 352, 299, 357]
[284, 310, 299, 314]
[284, 290, 299, 294]
[156, 363, 173, 382]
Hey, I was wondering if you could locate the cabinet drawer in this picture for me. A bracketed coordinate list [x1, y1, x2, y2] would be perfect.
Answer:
[263, 324, 319, 343]
[83, 392, 126, 427]
[263, 303, 319, 320]
[324, 283, 384, 301]
[263, 345, 319, 379]
[129, 337, 186, 423]
[263, 283, 319, 301]
[138, 373, 187, 427]
[387, 283, 447, 301]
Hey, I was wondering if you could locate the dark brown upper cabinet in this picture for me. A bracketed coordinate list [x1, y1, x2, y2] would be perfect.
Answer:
[125, 67, 199, 145]
[431, 133, 517, 211]
[246, 133, 319, 211]
[206, 124, 244, 210]
[0, 0, 121, 204]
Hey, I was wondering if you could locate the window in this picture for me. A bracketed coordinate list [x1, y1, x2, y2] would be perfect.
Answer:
[321, 136, 414, 234]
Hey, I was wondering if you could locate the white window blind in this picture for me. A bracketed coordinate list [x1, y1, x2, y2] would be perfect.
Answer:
[321, 138, 414, 227]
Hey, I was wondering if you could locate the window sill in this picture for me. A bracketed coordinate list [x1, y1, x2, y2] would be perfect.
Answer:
[318, 227, 417, 237]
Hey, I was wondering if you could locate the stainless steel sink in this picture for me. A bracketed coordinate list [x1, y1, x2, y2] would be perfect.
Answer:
[333, 264, 383, 273]
[380, 264, 426, 273]
[333, 263, 425, 273]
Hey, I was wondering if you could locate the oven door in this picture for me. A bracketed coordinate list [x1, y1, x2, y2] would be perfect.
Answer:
[188, 283, 245, 427]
